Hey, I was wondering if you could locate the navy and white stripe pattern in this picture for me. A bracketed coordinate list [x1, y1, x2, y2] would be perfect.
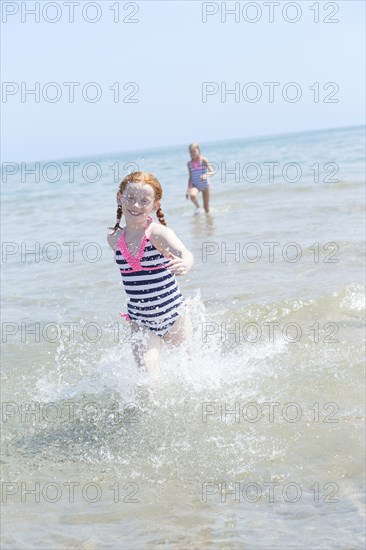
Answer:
[189, 159, 209, 191]
[115, 238, 185, 337]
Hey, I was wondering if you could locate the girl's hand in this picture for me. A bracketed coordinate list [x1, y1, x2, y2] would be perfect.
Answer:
[200, 174, 207, 181]
[166, 253, 189, 276]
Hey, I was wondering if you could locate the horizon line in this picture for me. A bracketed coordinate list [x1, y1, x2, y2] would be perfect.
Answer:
[1, 123, 364, 166]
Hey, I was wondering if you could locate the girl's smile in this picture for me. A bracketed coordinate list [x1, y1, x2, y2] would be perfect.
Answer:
[127, 210, 143, 216]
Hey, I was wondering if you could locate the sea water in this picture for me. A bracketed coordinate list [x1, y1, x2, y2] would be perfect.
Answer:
[1, 125, 365, 548]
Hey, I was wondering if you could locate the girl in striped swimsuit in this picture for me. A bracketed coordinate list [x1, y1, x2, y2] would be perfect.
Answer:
[186, 142, 215, 214]
[107, 171, 194, 374]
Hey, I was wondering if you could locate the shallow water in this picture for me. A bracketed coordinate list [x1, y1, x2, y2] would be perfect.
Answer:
[1, 125, 365, 548]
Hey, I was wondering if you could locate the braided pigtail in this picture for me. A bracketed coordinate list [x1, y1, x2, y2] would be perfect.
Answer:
[109, 191, 123, 234]
[156, 207, 167, 226]
[113, 203, 122, 232]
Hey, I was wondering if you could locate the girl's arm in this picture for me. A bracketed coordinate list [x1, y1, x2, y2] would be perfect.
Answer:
[107, 228, 122, 251]
[149, 223, 194, 276]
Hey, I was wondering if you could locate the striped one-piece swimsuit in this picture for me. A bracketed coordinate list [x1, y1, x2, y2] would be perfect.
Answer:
[115, 221, 185, 337]
[189, 159, 209, 191]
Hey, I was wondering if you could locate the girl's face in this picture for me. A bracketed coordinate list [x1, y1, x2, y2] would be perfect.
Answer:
[121, 182, 159, 224]
[190, 147, 200, 161]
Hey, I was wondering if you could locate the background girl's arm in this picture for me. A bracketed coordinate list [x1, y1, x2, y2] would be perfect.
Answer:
[202, 157, 215, 178]
[149, 224, 194, 275]
[186, 161, 192, 198]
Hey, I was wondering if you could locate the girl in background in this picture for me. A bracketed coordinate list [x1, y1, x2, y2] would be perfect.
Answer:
[108, 172, 194, 374]
[186, 142, 214, 214]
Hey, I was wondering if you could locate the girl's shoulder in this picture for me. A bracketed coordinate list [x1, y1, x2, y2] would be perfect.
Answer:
[146, 221, 174, 241]
[107, 227, 124, 250]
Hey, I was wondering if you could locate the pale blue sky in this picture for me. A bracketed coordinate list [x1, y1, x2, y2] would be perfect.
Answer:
[1, 0, 365, 162]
